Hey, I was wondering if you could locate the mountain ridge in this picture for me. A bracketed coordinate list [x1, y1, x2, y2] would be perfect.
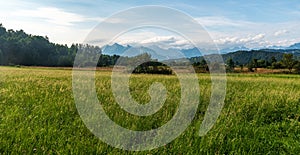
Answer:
[102, 42, 300, 61]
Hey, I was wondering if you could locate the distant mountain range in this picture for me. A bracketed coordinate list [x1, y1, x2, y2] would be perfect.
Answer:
[219, 43, 300, 53]
[219, 46, 250, 54]
[102, 43, 300, 60]
[102, 43, 202, 59]
[288, 43, 300, 49]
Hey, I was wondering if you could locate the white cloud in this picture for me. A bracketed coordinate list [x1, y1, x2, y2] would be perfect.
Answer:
[214, 34, 265, 44]
[194, 15, 300, 49]
[3, 19, 90, 45]
[277, 39, 296, 45]
[195, 16, 258, 28]
[214, 33, 266, 48]
[102, 17, 126, 24]
[113, 30, 193, 49]
[252, 33, 265, 40]
[0, 5, 102, 45]
[274, 29, 289, 36]
[140, 36, 177, 44]
[13, 7, 100, 26]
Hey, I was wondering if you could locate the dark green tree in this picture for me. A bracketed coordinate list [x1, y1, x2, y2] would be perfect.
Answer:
[239, 64, 244, 71]
[226, 58, 235, 72]
[248, 59, 258, 72]
[271, 56, 277, 64]
[282, 53, 297, 73]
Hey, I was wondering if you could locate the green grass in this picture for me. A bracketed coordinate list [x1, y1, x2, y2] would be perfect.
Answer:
[0, 66, 300, 154]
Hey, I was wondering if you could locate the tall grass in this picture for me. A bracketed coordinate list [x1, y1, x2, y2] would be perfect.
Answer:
[0, 67, 299, 154]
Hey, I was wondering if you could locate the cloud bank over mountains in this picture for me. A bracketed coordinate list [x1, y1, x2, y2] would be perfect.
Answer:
[1, 1, 299, 50]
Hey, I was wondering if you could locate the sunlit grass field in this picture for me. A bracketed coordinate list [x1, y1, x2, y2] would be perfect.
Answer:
[0, 66, 300, 154]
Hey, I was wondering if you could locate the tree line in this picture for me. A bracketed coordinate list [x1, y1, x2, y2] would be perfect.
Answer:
[192, 53, 300, 73]
[0, 24, 121, 67]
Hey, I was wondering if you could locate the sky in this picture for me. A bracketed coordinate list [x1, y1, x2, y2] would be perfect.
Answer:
[1, 0, 300, 49]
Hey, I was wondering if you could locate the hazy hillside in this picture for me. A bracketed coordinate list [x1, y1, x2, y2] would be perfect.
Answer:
[191, 49, 300, 65]
[222, 49, 300, 64]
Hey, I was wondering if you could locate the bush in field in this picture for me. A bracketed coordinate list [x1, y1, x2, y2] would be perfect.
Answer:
[193, 59, 209, 73]
[271, 61, 284, 69]
[132, 61, 173, 75]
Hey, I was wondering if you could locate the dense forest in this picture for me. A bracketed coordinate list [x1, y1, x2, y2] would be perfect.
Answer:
[0, 24, 121, 67]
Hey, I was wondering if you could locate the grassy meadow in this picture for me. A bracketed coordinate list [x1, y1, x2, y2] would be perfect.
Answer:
[0, 66, 300, 154]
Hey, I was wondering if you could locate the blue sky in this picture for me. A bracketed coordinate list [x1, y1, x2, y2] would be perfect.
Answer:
[1, 0, 300, 49]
